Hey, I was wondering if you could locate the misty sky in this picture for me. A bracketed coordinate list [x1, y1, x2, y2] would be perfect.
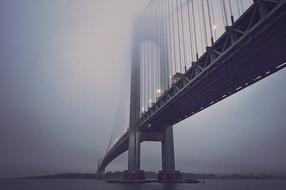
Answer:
[0, 0, 286, 178]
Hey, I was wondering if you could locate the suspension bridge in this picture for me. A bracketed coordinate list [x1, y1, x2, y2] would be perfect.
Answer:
[97, 0, 286, 182]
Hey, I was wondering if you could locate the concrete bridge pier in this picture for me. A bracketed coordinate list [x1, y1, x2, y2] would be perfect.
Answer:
[158, 126, 182, 182]
[121, 20, 146, 181]
[122, 128, 146, 181]
[96, 169, 105, 179]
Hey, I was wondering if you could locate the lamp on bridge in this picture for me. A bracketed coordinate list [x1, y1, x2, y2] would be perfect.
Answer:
[148, 99, 152, 107]
[171, 73, 183, 85]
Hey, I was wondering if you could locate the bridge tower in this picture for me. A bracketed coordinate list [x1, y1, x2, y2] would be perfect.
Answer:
[122, 15, 145, 181]
[123, 13, 181, 182]
[158, 127, 182, 182]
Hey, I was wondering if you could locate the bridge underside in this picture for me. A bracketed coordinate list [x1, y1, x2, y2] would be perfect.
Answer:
[98, 130, 167, 172]
[140, 1, 286, 130]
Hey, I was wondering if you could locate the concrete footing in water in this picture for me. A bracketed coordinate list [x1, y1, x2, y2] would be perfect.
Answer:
[106, 170, 153, 183]
[105, 170, 201, 184]
[157, 170, 182, 183]
[122, 170, 146, 181]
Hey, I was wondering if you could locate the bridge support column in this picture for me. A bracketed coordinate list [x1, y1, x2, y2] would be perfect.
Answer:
[123, 128, 145, 181]
[122, 17, 146, 182]
[158, 126, 182, 182]
[128, 129, 140, 172]
[96, 169, 105, 179]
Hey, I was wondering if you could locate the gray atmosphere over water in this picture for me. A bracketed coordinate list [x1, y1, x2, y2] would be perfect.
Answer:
[0, 0, 286, 178]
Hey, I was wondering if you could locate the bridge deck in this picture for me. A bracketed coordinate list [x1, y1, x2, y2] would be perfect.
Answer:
[139, 1, 286, 131]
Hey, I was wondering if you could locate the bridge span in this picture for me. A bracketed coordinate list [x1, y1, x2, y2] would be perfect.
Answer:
[98, 0, 286, 182]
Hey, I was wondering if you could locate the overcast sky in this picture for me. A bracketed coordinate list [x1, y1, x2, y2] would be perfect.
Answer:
[0, 0, 286, 178]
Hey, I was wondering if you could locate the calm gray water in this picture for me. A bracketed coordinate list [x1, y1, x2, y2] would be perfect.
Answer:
[1, 179, 286, 190]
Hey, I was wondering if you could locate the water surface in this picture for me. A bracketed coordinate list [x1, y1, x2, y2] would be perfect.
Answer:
[1, 179, 286, 190]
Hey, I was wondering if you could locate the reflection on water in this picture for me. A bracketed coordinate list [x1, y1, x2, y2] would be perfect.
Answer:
[1, 179, 286, 190]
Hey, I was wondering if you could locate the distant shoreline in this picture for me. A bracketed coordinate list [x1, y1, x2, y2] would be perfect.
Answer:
[17, 172, 286, 180]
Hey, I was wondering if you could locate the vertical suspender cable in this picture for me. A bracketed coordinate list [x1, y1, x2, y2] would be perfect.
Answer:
[171, 0, 177, 74]
[191, 0, 198, 61]
[150, 5, 154, 102]
[159, 0, 164, 91]
[179, 0, 187, 72]
[144, 11, 149, 111]
[153, 4, 157, 100]
[240, 0, 244, 13]
[152, 4, 156, 102]
[141, 24, 144, 113]
[142, 16, 144, 112]
[220, 0, 226, 27]
[142, 15, 144, 111]
[167, 0, 174, 86]
[154, 4, 158, 101]
[186, 0, 194, 67]
[206, 0, 214, 45]
[144, 9, 148, 108]
[210, 0, 217, 40]
[175, 0, 182, 73]
[140, 44, 141, 113]
[155, 2, 160, 98]
[198, 1, 205, 54]
[228, 0, 234, 24]
[148, 8, 152, 107]
[159, 0, 166, 92]
[161, 0, 167, 90]
[158, 0, 162, 91]
[166, 0, 173, 85]
[141, 14, 146, 112]
[158, 1, 161, 94]
[236, 0, 241, 16]
[222, 0, 229, 26]
[155, 2, 159, 99]
[149, 5, 153, 104]
[201, 0, 208, 47]
[145, 1, 150, 109]
[146, 10, 148, 108]
[162, 0, 169, 90]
